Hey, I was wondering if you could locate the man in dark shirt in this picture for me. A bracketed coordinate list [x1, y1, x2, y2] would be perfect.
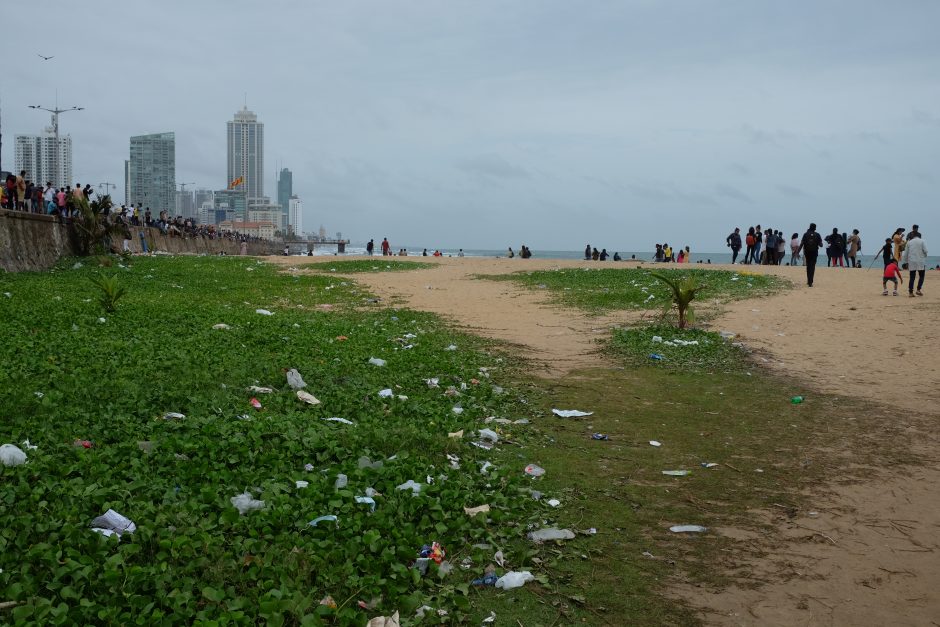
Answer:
[765, 230, 778, 265]
[726, 228, 742, 264]
[796, 223, 824, 287]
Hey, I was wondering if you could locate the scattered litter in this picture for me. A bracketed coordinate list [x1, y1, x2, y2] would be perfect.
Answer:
[309, 515, 338, 527]
[444, 344, 457, 351]
[755, 468, 764, 473]
[73, 439, 93, 449]
[524, 464, 546, 477]
[552, 408, 593, 418]
[528, 528, 575, 542]
[471, 440, 493, 450]
[651, 335, 663, 343]
[592, 433, 609, 440]
[249, 397, 263, 409]
[378, 388, 393, 398]
[513, 418, 529, 425]
[662, 470, 690, 476]
[547, 498, 561, 507]
[791, 395, 804, 404]
[286, 368, 307, 389]
[247, 385, 274, 393]
[649, 353, 664, 360]
[212, 323, 231, 330]
[231, 493, 265, 515]
[495, 571, 535, 590]
[701, 462, 719, 469]
[479, 461, 494, 474]
[161, 412, 186, 420]
[334, 474, 348, 489]
[464, 504, 490, 517]
[447, 454, 461, 469]
[397, 480, 423, 495]
[357, 456, 384, 470]
[324, 417, 354, 425]
[365, 611, 400, 627]
[494, 550, 505, 567]
[452, 406, 464, 415]
[670, 525, 707, 533]
[448, 430, 464, 439]
[255, 309, 274, 316]
[478, 428, 499, 443]
[90, 509, 137, 538]
[295, 481, 309, 489]
[368, 357, 387, 367]
[649, 440, 662, 447]
[297, 390, 321, 405]
[355, 496, 377, 511]
[97, 317, 106, 324]
[426, 378, 439, 388]
[304, 463, 315, 472]
[482, 611, 497, 623]
[21, 439, 38, 451]
[0, 444, 28, 467]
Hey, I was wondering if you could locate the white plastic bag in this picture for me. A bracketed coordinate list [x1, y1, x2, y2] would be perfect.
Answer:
[231, 492, 265, 515]
[90, 509, 137, 537]
[286, 368, 307, 389]
[495, 571, 534, 589]
[0, 444, 27, 467]
[527, 527, 575, 542]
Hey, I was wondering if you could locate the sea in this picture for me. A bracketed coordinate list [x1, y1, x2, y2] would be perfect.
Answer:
[295, 246, 940, 268]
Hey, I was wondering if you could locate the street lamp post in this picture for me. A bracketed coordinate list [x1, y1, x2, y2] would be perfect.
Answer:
[27, 104, 83, 189]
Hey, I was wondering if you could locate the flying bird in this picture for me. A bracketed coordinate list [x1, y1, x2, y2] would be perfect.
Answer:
[37, 54, 54, 61]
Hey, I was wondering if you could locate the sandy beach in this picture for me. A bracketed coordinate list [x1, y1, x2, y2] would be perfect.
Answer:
[274, 255, 939, 625]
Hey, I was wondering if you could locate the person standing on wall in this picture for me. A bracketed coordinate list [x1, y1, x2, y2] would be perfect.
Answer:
[796, 223, 824, 287]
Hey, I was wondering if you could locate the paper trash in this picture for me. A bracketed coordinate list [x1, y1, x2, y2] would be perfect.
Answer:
[90, 509, 137, 537]
[552, 409, 593, 418]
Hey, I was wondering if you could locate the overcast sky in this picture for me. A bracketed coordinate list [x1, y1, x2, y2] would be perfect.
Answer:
[4, 0, 938, 251]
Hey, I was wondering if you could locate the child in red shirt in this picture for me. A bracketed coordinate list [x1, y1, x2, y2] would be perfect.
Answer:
[883, 259, 903, 296]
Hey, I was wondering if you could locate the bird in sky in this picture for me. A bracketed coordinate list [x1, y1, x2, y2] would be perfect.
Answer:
[37, 54, 54, 61]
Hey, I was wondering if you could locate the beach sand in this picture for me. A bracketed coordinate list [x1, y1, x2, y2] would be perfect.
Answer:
[272, 255, 940, 625]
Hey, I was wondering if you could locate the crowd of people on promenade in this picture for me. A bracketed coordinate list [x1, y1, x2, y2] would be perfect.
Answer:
[726, 222, 930, 296]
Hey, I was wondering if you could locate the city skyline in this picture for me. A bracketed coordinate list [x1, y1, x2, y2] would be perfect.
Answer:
[127, 132, 176, 215]
[1, 1, 937, 250]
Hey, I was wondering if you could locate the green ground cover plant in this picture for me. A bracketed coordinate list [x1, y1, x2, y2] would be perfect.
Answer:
[305, 260, 434, 274]
[484, 267, 784, 314]
[611, 325, 747, 372]
[0, 257, 547, 625]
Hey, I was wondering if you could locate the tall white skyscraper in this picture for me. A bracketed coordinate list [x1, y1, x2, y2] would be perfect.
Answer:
[227, 107, 264, 201]
[288, 196, 303, 235]
[14, 126, 73, 188]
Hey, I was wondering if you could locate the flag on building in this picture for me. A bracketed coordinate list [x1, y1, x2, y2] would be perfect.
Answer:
[229, 177, 243, 189]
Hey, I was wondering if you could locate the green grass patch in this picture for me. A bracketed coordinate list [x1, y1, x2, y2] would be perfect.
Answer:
[611, 325, 746, 372]
[0, 256, 540, 625]
[305, 259, 435, 273]
[485, 267, 785, 314]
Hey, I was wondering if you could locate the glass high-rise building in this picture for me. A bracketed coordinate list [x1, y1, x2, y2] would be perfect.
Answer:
[227, 107, 264, 200]
[15, 126, 73, 189]
[277, 168, 292, 226]
[128, 132, 176, 213]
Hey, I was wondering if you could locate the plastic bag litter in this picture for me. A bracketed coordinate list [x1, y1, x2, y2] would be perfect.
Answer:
[479, 461, 494, 474]
[297, 390, 321, 405]
[249, 397, 263, 409]
[524, 464, 546, 477]
[334, 474, 348, 489]
[552, 408, 593, 418]
[247, 385, 274, 393]
[482, 611, 497, 624]
[528, 527, 575, 542]
[662, 470, 690, 476]
[90, 509, 137, 538]
[324, 417, 354, 425]
[255, 309, 274, 316]
[212, 323, 231, 330]
[447, 454, 461, 469]
[309, 515, 338, 527]
[378, 388, 393, 398]
[495, 571, 535, 589]
[0, 444, 27, 467]
[296, 480, 309, 489]
[494, 550, 505, 567]
[426, 378, 439, 388]
[368, 357, 387, 367]
[649, 440, 662, 447]
[396, 480, 423, 495]
[547, 498, 561, 507]
[21, 439, 38, 451]
[286, 368, 307, 389]
[161, 412, 186, 420]
[464, 504, 490, 517]
[452, 406, 464, 415]
[670, 525, 707, 533]
[357, 456, 384, 470]
[701, 462, 720, 468]
[447, 430, 464, 439]
[444, 344, 457, 351]
[478, 428, 499, 443]
[651, 335, 663, 343]
[355, 496, 377, 511]
[366, 611, 400, 627]
[231, 492, 265, 515]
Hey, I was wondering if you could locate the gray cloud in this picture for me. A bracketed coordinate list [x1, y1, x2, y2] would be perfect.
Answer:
[777, 184, 810, 198]
[455, 154, 529, 180]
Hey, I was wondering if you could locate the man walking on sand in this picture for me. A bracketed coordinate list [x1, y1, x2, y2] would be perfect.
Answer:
[726, 228, 742, 264]
[797, 223, 824, 287]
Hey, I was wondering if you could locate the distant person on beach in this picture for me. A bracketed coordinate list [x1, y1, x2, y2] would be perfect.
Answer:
[904, 232, 927, 296]
[775, 231, 786, 265]
[826, 228, 844, 267]
[892, 228, 905, 264]
[654, 244, 664, 262]
[796, 223, 824, 287]
[753, 225, 763, 263]
[846, 229, 861, 268]
[366, 239, 374, 255]
[907, 224, 920, 241]
[520, 245, 532, 258]
[790, 233, 801, 265]
[876, 238, 893, 267]
[422, 249, 428, 256]
[882, 258, 903, 296]
[381, 238, 390, 256]
[599, 248, 609, 261]
[744, 227, 756, 264]
[613, 252, 621, 261]
[764, 229, 777, 265]
[592, 247, 599, 260]
[458, 249, 464, 257]
[676, 248, 685, 263]
[663, 243, 673, 262]
[584, 244, 591, 260]
[683, 246, 691, 263]
[507, 247, 514, 258]
[726, 228, 742, 264]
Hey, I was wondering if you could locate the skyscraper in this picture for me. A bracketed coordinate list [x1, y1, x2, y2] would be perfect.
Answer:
[14, 126, 73, 188]
[288, 196, 303, 236]
[128, 132, 176, 214]
[227, 107, 264, 200]
[277, 168, 292, 226]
